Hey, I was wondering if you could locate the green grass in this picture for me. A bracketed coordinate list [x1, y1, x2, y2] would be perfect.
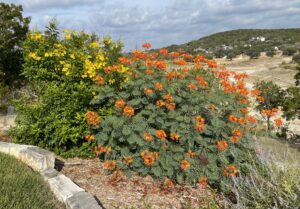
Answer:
[0, 152, 64, 209]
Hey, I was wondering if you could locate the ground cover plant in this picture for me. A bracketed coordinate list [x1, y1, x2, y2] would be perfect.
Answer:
[83, 44, 269, 191]
[0, 152, 64, 209]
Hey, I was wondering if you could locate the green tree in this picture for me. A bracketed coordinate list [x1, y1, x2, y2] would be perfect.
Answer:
[254, 81, 285, 131]
[0, 3, 30, 85]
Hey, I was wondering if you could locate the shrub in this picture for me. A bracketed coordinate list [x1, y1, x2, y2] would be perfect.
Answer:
[254, 81, 285, 131]
[10, 22, 123, 157]
[88, 45, 261, 190]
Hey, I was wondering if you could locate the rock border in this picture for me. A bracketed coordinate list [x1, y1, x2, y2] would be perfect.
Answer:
[0, 142, 102, 209]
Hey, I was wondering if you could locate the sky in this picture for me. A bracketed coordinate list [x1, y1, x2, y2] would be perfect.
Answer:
[3, 0, 300, 51]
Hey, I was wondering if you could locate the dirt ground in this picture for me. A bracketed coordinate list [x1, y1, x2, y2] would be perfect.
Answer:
[215, 55, 297, 89]
[59, 157, 226, 209]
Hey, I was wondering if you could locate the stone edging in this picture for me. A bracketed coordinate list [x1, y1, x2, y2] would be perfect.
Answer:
[0, 142, 102, 209]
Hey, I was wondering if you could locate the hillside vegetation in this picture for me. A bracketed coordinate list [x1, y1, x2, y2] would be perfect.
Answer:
[163, 29, 300, 58]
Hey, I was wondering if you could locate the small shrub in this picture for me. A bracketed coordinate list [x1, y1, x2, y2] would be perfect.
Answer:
[88, 45, 261, 190]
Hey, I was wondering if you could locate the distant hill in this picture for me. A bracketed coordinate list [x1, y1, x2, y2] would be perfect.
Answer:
[162, 29, 300, 59]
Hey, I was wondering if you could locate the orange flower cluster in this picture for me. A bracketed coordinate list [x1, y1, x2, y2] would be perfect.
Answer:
[94, 145, 112, 155]
[123, 156, 134, 165]
[230, 129, 243, 143]
[84, 111, 100, 126]
[198, 176, 208, 189]
[180, 159, 191, 171]
[156, 130, 167, 140]
[170, 132, 180, 141]
[156, 94, 176, 110]
[159, 48, 168, 55]
[132, 50, 147, 59]
[95, 74, 105, 85]
[274, 118, 283, 127]
[224, 165, 238, 177]
[186, 150, 196, 158]
[194, 116, 205, 132]
[240, 108, 249, 115]
[103, 160, 116, 171]
[261, 108, 279, 117]
[145, 69, 153, 75]
[140, 150, 158, 166]
[163, 93, 173, 101]
[85, 134, 95, 142]
[143, 133, 153, 142]
[115, 98, 125, 108]
[118, 56, 132, 65]
[228, 115, 238, 123]
[247, 115, 257, 124]
[216, 140, 228, 151]
[156, 99, 165, 107]
[154, 82, 163, 91]
[142, 42, 152, 49]
[173, 59, 187, 66]
[144, 88, 153, 95]
[234, 72, 249, 81]
[163, 177, 175, 190]
[123, 106, 135, 117]
[104, 65, 121, 74]
[195, 75, 208, 87]
[187, 83, 197, 91]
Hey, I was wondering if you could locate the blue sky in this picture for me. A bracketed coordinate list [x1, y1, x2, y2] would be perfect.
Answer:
[3, 0, 300, 51]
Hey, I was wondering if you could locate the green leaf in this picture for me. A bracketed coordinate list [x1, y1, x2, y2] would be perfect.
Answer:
[122, 125, 131, 136]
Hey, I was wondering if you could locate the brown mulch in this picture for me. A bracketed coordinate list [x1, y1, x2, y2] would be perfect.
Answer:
[59, 157, 227, 209]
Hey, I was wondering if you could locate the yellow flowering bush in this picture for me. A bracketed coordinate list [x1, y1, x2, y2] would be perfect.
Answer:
[10, 23, 124, 157]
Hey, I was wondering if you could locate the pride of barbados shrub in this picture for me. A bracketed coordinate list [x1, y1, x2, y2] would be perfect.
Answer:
[10, 23, 123, 157]
[87, 44, 264, 190]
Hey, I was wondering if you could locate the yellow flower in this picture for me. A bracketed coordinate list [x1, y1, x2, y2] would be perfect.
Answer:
[70, 54, 75, 59]
[90, 42, 100, 48]
[65, 33, 71, 40]
[120, 65, 128, 73]
[44, 52, 53, 57]
[29, 52, 41, 61]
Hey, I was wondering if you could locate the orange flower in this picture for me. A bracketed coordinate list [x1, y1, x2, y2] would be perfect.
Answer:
[156, 130, 167, 140]
[180, 159, 191, 171]
[216, 140, 228, 151]
[145, 69, 153, 75]
[118, 57, 131, 65]
[95, 74, 105, 85]
[94, 145, 112, 155]
[274, 118, 283, 127]
[144, 88, 153, 95]
[154, 60, 167, 71]
[140, 150, 157, 166]
[232, 129, 243, 137]
[247, 116, 257, 124]
[163, 93, 173, 101]
[166, 71, 177, 80]
[163, 177, 174, 190]
[240, 98, 249, 104]
[195, 116, 205, 132]
[224, 165, 238, 177]
[123, 156, 134, 165]
[85, 134, 95, 142]
[187, 83, 197, 91]
[170, 132, 180, 141]
[173, 59, 187, 65]
[154, 82, 163, 91]
[228, 115, 238, 123]
[240, 108, 249, 115]
[104, 65, 121, 74]
[256, 96, 265, 102]
[166, 102, 176, 110]
[238, 117, 246, 125]
[230, 129, 243, 143]
[123, 106, 134, 117]
[187, 150, 195, 158]
[159, 48, 169, 55]
[156, 100, 165, 107]
[142, 42, 152, 49]
[115, 99, 125, 109]
[103, 160, 116, 171]
[84, 111, 101, 126]
[198, 176, 208, 189]
[132, 50, 147, 59]
[143, 133, 153, 142]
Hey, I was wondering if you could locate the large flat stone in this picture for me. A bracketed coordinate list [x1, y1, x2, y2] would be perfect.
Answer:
[0, 142, 28, 159]
[41, 168, 59, 180]
[48, 174, 84, 202]
[66, 191, 102, 209]
[19, 146, 55, 172]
